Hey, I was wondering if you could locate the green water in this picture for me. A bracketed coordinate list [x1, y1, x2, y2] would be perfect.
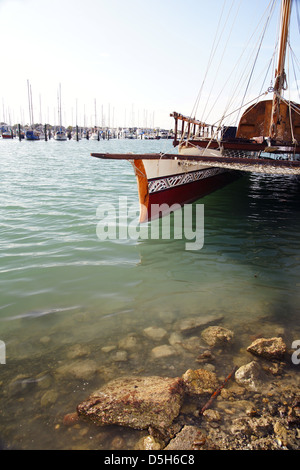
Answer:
[0, 138, 299, 449]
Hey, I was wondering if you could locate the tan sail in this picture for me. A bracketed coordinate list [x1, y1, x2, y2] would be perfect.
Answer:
[236, 99, 300, 143]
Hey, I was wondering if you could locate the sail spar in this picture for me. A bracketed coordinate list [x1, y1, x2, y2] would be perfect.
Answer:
[269, 0, 293, 140]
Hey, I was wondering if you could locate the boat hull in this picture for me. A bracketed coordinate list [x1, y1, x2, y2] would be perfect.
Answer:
[131, 158, 240, 222]
[147, 167, 239, 220]
[54, 132, 67, 141]
[25, 131, 39, 141]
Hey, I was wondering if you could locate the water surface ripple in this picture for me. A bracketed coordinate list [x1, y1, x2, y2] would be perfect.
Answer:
[0, 138, 299, 449]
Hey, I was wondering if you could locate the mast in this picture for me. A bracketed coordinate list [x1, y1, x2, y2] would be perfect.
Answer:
[27, 80, 31, 126]
[58, 83, 62, 129]
[27, 79, 34, 128]
[269, 0, 292, 140]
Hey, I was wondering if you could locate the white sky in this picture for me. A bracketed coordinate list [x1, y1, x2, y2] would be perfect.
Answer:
[0, 0, 299, 129]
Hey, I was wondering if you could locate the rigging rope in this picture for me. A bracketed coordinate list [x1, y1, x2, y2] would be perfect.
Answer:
[205, 0, 277, 128]
[289, 42, 300, 101]
[189, 0, 279, 130]
[190, 0, 228, 119]
[176, 0, 300, 148]
[235, 0, 277, 124]
[200, 0, 240, 123]
[286, 43, 296, 143]
[212, 91, 269, 127]
[296, 0, 300, 34]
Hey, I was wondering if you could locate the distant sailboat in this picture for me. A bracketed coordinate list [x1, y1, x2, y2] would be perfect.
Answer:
[92, 0, 300, 222]
[25, 80, 40, 141]
[54, 129, 67, 141]
[72, 129, 82, 140]
[91, 129, 100, 140]
[91, 99, 100, 140]
[54, 83, 67, 141]
[1, 128, 12, 139]
[72, 99, 81, 140]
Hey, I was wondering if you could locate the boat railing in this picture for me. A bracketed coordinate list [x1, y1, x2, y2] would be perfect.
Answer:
[170, 111, 218, 145]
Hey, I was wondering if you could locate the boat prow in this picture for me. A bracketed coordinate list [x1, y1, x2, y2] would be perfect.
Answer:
[131, 155, 239, 222]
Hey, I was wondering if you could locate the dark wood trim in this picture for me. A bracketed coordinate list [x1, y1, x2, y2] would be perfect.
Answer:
[173, 139, 300, 153]
[91, 152, 300, 168]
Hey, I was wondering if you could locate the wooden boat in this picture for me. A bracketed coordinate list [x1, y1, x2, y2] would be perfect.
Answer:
[92, 0, 300, 222]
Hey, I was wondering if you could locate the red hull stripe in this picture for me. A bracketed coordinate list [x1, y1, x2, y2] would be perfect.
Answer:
[147, 171, 239, 220]
[148, 167, 225, 194]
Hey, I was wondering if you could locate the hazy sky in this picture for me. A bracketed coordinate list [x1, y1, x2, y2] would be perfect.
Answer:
[0, 0, 299, 128]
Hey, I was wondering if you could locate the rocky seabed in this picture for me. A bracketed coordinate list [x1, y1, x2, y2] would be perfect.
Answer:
[1, 312, 300, 450]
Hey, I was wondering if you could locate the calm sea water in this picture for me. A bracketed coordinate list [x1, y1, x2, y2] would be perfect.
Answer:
[0, 138, 300, 449]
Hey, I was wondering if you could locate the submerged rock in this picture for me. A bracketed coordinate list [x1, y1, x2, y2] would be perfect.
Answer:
[177, 314, 223, 333]
[151, 344, 177, 359]
[235, 361, 268, 392]
[230, 415, 273, 439]
[77, 376, 185, 431]
[54, 359, 98, 381]
[63, 412, 80, 426]
[202, 409, 222, 423]
[164, 425, 200, 450]
[182, 368, 219, 397]
[135, 435, 163, 450]
[66, 344, 91, 359]
[180, 336, 207, 353]
[101, 345, 116, 353]
[201, 326, 234, 348]
[143, 326, 167, 341]
[118, 334, 138, 350]
[111, 350, 128, 362]
[247, 337, 287, 360]
[40, 389, 58, 407]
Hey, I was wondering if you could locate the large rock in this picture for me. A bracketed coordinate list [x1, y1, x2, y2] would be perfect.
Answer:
[235, 361, 268, 392]
[247, 337, 287, 360]
[201, 326, 234, 348]
[182, 368, 219, 397]
[164, 425, 200, 450]
[77, 376, 185, 431]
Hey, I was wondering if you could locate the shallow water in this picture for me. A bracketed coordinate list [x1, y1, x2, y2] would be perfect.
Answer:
[0, 138, 299, 449]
